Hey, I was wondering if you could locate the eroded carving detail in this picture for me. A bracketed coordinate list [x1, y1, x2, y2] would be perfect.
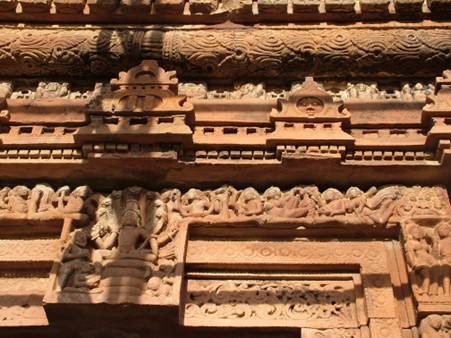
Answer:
[419, 314, 451, 337]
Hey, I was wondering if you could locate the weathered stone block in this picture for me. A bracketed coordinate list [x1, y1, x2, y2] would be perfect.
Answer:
[324, 0, 355, 12]
[154, 0, 185, 14]
[87, 0, 118, 14]
[54, 0, 86, 13]
[19, 0, 51, 12]
[189, 0, 218, 13]
[394, 0, 423, 13]
[257, 0, 287, 14]
[360, 0, 390, 13]
[292, 0, 320, 13]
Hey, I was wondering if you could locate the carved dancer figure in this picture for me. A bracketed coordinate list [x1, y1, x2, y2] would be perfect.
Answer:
[436, 222, 451, 295]
[419, 315, 446, 338]
[57, 230, 99, 291]
[405, 224, 439, 295]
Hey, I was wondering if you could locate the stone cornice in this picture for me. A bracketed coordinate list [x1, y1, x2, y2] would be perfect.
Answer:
[0, 0, 449, 24]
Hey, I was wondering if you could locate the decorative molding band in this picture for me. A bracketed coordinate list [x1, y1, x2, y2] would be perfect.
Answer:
[156, 28, 451, 79]
[0, 239, 58, 261]
[0, 27, 449, 78]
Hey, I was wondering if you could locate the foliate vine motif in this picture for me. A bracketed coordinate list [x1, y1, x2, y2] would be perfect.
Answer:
[184, 279, 358, 328]
[160, 29, 451, 78]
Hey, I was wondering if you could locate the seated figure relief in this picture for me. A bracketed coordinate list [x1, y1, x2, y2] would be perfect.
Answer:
[55, 186, 179, 299]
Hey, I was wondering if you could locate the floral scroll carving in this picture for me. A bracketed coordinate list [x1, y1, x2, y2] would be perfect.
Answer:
[184, 279, 358, 328]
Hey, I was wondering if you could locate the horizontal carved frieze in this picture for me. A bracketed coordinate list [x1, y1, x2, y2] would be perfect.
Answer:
[1, 184, 448, 230]
[0, 27, 449, 78]
[2, 79, 435, 102]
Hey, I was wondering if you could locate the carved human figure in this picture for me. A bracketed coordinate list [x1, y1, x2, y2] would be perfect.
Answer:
[317, 188, 346, 217]
[161, 189, 183, 224]
[263, 187, 312, 218]
[419, 315, 445, 338]
[0, 187, 11, 212]
[234, 187, 263, 217]
[210, 185, 239, 218]
[57, 230, 98, 291]
[63, 186, 92, 214]
[436, 222, 451, 295]
[29, 184, 55, 214]
[296, 96, 324, 116]
[6, 185, 30, 213]
[405, 224, 439, 295]
[117, 204, 154, 256]
[359, 186, 400, 225]
[36, 82, 69, 99]
[90, 198, 119, 250]
[240, 83, 265, 99]
[179, 189, 214, 218]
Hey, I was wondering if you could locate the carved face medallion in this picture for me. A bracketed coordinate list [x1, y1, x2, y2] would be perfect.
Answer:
[297, 97, 324, 116]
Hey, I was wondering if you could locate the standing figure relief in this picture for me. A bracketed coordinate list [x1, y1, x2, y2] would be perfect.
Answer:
[403, 220, 451, 298]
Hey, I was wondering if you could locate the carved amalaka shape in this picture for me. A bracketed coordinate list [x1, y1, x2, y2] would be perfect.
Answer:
[86, 60, 193, 115]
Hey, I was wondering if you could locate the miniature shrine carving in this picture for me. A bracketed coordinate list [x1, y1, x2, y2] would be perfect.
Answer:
[86, 60, 193, 115]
